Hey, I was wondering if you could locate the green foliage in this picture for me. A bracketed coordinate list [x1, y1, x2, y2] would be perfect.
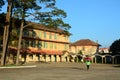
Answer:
[12, 0, 71, 33]
[109, 39, 120, 54]
[0, 0, 71, 46]
[78, 50, 83, 55]
[0, 0, 4, 11]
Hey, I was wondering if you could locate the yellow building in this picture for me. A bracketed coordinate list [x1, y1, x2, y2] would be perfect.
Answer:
[9, 23, 70, 63]
[70, 39, 100, 56]
[69, 39, 100, 62]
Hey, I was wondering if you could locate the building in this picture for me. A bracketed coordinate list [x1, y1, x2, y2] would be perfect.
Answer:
[99, 48, 109, 53]
[70, 39, 100, 56]
[8, 23, 70, 63]
[69, 39, 100, 62]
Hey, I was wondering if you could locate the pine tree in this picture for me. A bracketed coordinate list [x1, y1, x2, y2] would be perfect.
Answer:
[12, 0, 71, 65]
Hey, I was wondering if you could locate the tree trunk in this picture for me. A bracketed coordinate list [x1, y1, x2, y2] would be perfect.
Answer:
[1, 0, 11, 66]
[16, 19, 24, 65]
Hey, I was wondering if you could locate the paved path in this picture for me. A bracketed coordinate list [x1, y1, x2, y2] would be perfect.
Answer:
[0, 62, 120, 80]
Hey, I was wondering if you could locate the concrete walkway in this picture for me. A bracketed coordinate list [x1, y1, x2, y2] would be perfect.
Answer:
[0, 62, 120, 80]
[0, 65, 37, 69]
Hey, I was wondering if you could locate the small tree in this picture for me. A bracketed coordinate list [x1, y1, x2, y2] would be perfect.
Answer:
[109, 39, 120, 54]
[78, 50, 83, 55]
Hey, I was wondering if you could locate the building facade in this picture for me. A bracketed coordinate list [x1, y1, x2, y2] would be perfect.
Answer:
[99, 48, 109, 53]
[70, 39, 100, 56]
[8, 23, 70, 63]
[69, 39, 100, 62]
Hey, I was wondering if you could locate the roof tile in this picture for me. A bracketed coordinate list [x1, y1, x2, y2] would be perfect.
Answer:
[71, 39, 100, 46]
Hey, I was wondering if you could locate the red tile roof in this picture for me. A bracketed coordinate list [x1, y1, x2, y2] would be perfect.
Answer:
[27, 22, 64, 33]
[31, 50, 63, 55]
[9, 47, 63, 55]
[71, 39, 100, 46]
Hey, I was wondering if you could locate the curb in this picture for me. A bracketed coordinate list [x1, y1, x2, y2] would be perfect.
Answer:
[0, 65, 37, 69]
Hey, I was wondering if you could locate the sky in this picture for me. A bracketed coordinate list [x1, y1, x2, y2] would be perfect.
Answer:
[56, 0, 120, 48]
[1, 0, 120, 48]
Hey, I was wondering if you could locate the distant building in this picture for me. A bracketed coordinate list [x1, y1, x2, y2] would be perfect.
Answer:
[99, 48, 109, 53]
[70, 39, 101, 56]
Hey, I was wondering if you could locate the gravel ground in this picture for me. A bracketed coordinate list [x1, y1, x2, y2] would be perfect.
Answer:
[0, 62, 120, 80]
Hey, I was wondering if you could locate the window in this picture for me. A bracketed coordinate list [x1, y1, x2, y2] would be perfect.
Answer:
[54, 33, 57, 40]
[25, 40, 29, 47]
[49, 32, 52, 39]
[43, 42, 47, 48]
[44, 32, 46, 38]
[29, 30, 33, 37]
[38, 41, 42, 49]
[54, 43, 57, 49]
[50, 43, 53, 49]
[43, 42, 45, 48]
[31, 40, 36, 47]
[32, 31, 36, 37]
[24, 31, 29, 37]
[38, 31, 43, 38]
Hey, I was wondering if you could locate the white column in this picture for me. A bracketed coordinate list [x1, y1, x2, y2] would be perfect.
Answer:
[51, 55, 54, 62]
[25, 55, 29, 63]
[46, 55, 49, 62]
[33, 54, 37, 61]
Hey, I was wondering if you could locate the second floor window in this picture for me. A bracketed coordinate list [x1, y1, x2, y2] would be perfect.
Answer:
[44, 32, 46, 38]
[32, 31, 36, 37]
[25, 40, 29, 47]
[24, 31, 29, 37]
[49, 32, 52, 39]
[50, 43, 53, 49]
[54, 33, 57, 40]
[43, 42, 47, 48]
[38, 32, 42, 38]
[54, 44, 57, 49]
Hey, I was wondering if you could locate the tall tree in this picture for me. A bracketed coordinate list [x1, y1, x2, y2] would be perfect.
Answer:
[0, 13, 5, 53]
[11, 0, 71, 65]
[0, 1, 5, 47]
[13, 0, 42, 65]
[1, 0, 13, 66]
[109, 39, 120, 54]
